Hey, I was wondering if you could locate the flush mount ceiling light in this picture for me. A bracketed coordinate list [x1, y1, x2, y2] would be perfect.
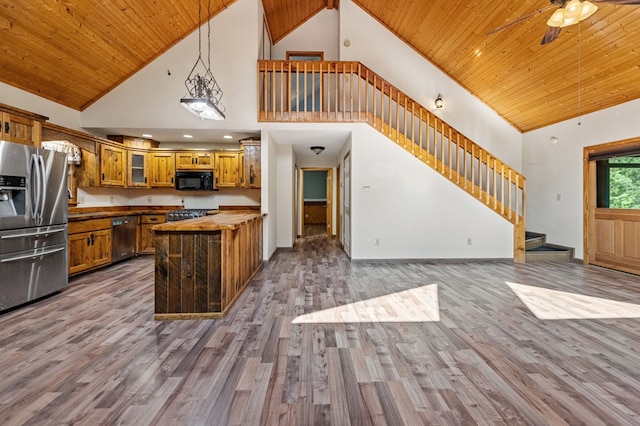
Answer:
[435, 94, 444, 109]
[180, 0, 225, 120]
[310, 146, 325, 155]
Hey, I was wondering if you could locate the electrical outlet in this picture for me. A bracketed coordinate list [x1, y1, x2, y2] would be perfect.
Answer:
[467, 237, 472, 245]
[374, 237, 380, 246]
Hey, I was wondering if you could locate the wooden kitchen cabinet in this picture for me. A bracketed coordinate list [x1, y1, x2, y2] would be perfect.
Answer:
[138, 214, 166, 254]
[214, 152, 240, 188]
[176, 152, 214, 170]
[0, 103, 47, 147]
[68, 218, 112, 276]
[241, 140, 261, 189]
[127, 149, 149, 187]
[100, 144, 126, 187]
[149, 152, 175, 188]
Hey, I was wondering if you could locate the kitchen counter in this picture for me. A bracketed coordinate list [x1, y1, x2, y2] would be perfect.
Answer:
[154, 211, 264, 320]
[68, 206, 180, 222]
[152, 211, 261, 232]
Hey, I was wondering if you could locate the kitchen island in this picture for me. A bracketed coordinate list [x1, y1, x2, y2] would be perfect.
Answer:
[153, 211, 263, 320]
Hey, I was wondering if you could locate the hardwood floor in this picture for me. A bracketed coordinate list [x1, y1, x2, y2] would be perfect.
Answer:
[1, 234, 640, 425]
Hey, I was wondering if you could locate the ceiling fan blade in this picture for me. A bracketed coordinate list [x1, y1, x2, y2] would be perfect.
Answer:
[487, 4, 558, 35]
[541, 26, 562, 45]
[593, 0, 640, 4]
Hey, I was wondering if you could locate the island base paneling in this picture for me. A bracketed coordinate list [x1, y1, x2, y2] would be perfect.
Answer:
[154, 214, 263, 320]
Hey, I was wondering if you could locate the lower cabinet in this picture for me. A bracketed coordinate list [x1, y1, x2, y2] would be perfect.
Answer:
[138, 214, 166, 254]
[68, 218, 112, 276]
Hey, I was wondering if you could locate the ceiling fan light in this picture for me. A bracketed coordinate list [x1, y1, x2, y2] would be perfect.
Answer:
[562, 0, 583, 26]
[547, 9, 565, 27]
[579, 1, 598, 21]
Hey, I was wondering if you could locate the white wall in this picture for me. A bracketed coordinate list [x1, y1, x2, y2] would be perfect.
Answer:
[271, 9, 340, 60]
[523, 98, 640, 260]
[1, 82, 83, 131]
[276, 143, 295, 247]
[263, 132, 278, 260]
[81, 0, 260, 133]
[339, 0, 522, 170]
[350, 125, 513, 260]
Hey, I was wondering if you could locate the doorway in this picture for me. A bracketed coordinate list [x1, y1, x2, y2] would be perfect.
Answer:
[301, 168, 332, 237]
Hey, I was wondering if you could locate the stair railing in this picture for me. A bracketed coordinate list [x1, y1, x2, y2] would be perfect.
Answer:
[257, 60, 526, 261]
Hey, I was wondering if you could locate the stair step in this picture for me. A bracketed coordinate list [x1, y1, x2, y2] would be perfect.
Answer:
[525, 231, 546, 250]
[525, 243, 574, 262]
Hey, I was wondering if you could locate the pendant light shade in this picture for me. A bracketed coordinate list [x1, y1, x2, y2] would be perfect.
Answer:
[180, 0, 225, 120]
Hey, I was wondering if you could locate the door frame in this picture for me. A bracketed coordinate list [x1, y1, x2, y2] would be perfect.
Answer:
[584, 136, 640, 274]
[300, 167, 332, 237]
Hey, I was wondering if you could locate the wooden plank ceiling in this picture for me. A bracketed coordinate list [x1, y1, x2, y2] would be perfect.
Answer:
[1, 0, 639, 132]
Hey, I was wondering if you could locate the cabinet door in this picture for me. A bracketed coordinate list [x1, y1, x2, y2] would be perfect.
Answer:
[127, 150, 149, 187]
[238, 152, 245, 188]
[68, 232, 93, 275]
[138, 215, 166, 253]
[91, 229, 112, 267]
[215, 152, 239, 188]
[1, 112, 40, 146]
[176, 152, 196, 169]
[194, 153, 214, 169]
[100, 144, 126, 187]
[149, 152, 175, 187]
[243, 144, 261, 189]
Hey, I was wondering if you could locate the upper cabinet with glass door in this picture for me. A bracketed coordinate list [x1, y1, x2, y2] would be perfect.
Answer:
[127, 150, 149, 188]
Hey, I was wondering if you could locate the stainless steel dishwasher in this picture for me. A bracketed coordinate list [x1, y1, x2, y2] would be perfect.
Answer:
[112, 216, 137, 262]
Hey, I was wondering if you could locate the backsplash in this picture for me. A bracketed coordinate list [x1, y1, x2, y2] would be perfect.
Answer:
[77, 187, 260, 209]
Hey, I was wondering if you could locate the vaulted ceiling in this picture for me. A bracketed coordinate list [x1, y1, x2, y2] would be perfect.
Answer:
[1, 0, 639, 132]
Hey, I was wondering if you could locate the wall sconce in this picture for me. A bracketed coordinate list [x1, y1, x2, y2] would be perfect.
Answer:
[550, 136, 559, 145]
[435, 94, 444, 109]
[310, 146, 325, 155]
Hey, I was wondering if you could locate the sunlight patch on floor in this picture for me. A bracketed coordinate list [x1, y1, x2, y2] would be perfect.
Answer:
[507, 282, 640, 320]
[291, 284, 440, 324]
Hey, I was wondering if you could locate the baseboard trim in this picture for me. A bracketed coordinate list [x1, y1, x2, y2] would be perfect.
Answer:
[350, 257, 513, 264]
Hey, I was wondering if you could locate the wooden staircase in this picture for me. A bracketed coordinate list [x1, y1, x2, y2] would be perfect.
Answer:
[525, 231, 574, 262]
[258, 60, 526, 261]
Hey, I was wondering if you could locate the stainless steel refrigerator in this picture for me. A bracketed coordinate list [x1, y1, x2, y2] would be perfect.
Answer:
[0, 140, 69, 312]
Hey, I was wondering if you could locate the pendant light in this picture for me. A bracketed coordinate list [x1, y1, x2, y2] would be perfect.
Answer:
[180, 0, 226, 120]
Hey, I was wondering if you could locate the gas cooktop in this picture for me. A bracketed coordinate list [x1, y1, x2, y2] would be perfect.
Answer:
[165, 209, 211, 222]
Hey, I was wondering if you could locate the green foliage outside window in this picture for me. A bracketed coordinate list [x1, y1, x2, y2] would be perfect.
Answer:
[607, 156, 640, 209]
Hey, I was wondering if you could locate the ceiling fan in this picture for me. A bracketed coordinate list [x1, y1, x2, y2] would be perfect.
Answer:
[488, 0, 640, 45]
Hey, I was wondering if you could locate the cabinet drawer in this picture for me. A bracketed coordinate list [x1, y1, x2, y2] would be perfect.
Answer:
[69, 218, 112, 235]
[140, 215, 166, 224]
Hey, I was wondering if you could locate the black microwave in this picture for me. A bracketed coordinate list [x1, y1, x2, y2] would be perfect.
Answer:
[175, 171, 215, 191]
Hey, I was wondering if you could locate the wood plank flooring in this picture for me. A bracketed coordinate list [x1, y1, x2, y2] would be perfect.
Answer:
[1, 234, 640, 425]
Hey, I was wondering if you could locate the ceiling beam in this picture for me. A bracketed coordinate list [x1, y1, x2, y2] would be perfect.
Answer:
[327, 0, 338, 10]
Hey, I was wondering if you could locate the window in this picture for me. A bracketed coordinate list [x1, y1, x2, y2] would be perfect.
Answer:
[286, 51, 323, 112]
[596, 156, 640, 208]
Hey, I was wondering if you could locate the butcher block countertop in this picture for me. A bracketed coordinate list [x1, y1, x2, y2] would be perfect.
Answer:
[152, 211, 264, 232]
[68, 205, 180, 222]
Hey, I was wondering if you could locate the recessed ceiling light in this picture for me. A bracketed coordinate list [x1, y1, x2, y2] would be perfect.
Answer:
[183, 134, 193, 138]
[142, 133, 153, 138]
[223, 135, 233, 139]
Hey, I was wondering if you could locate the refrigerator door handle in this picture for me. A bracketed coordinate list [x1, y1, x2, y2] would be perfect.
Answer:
[0, 228, 65, 239]
[29, 153, 41, 220]
[0, 246, 66, 263]
[38, 154, 47, 222]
